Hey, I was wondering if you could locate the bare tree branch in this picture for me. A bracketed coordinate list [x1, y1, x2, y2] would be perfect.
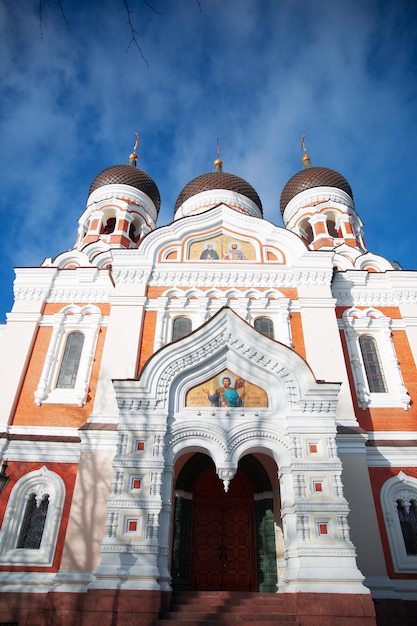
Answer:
[38, 0, 69, 39]
[143, 0, 162, 15]
[39, 0, 44, 39]
[57, 0, 70, 30]
[123, 0, 149, 67]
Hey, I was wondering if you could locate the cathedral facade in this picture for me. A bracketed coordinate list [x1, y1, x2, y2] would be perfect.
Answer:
[0, 141, 416, 625]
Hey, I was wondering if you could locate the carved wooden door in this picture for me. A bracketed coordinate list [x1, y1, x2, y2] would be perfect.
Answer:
[191, 469, 256, 591]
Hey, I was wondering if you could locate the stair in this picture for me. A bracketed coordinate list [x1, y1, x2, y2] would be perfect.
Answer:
[155, 591, 301, 625]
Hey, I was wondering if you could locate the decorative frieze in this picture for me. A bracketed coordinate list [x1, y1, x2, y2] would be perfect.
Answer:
[111, 267, 331, 288]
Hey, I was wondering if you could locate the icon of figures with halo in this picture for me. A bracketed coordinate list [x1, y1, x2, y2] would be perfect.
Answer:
[200, 242, 219, 260]
[224, 242, 246, 260]
[203, 375, 246, 407]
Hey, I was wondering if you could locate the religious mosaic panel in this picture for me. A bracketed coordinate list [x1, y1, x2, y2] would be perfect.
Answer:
[186, 370, 268, 408]
[189, 235, 256, 261]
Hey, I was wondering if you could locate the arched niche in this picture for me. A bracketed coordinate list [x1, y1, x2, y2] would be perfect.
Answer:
[171, 452, 278, 593]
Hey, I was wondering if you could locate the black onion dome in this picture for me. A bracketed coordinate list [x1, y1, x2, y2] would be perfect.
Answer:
[174, 171, 263, 215]
[88, 164, 161, 212]
[280, 166, 353, 215]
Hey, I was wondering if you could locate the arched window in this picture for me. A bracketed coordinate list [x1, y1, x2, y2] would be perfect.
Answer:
[56, 332, 85, 389]
[17, 493, 49, 549]
[300, 219, 313, 245]
[381, 472, 417, 572]
[35, 305, 102, 406]
[396, 498, 417, 555]
[102, 217, 116, 234]
[129, 222, 138, 242]
[326, 217, 338, 238]
[0, 467, 65, 566]
[341, 308, 410, 410]
[172, 316, 192, 341]
[254, 317, 274, 340]
[359, 335, 387, 393]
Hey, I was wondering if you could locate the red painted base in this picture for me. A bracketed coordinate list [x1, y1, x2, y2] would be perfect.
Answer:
[5, 588, 415, 626]
[0, 589, 169, 626]
[286, 592, 376, 626]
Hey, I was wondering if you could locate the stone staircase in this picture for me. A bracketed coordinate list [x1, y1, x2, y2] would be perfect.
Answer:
[155, 590, 301, 625]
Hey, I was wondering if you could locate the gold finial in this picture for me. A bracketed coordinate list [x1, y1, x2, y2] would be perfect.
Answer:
[214, 137, 223, 171]
[129, 132, 139, 166]
[301, 134, 312, 169]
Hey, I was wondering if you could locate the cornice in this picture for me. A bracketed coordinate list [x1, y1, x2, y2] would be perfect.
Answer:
[334, 288, 417, 307]
[332, 270, 417, 306]
[283, 188, 354, 225]
[112, 266, 333, 288]
[366, 446, 417, 467]
[46, 287, 112, 303]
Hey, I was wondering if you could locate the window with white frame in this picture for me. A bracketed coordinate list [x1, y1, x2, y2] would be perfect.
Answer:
[0, 466, 65, 566]
[341, 307, 410, 410]
[254, 316, 275, 339]
[172, 316, 192, 341]
[35, 304, 102, 406]
[358, 335, 387, 393]
[380, 472, 417, 572]
[56, 331, 85, 388]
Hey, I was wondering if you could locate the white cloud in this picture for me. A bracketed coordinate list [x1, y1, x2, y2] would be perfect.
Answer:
[0, 0, 416, 320]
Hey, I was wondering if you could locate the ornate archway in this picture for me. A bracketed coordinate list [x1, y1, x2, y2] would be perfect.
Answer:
[171, 453, 278, 592]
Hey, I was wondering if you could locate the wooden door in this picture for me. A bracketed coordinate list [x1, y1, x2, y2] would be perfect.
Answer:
[191, 469, 256, 591]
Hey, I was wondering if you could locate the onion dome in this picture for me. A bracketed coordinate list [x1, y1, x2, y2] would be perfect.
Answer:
[174, 159, 263, 216]
[88, 164, 161, 212]
[280, 166, 353, 215]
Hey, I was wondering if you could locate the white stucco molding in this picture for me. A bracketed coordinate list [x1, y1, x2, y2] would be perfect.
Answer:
[0, 466, 65, 567]
[341, 306, 410, 410]
[13, 267, 58, 303]
[333, 269, 417, 306]
[86, 184, 159, 224]
[114, 307, 340, 415]
[34, 304, 102, 407]
[174, 191, 262, 219]
[283, 188, 354, 226]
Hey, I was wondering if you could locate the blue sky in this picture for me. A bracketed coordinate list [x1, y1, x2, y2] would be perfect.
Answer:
[1, 0, 416, 322]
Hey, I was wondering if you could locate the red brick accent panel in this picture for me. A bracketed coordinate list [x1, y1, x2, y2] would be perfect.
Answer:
[290, 312, 306, 360]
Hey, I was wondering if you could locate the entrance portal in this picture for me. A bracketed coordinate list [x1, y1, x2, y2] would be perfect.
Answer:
[191, 468, 256, 591]
[171, 453, 278, 593]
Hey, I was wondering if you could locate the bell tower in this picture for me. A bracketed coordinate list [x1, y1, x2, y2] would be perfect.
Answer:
[280, 138, 366, 252]
[75, 134, 161, 252]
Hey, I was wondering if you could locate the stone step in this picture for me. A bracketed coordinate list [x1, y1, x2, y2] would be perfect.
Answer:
[166, 604, 288, 616]
[160, 611, 296, 620]
[155, 591, 300, 625]
[155, 616, 300, 626]
[171, 592, 285, 604]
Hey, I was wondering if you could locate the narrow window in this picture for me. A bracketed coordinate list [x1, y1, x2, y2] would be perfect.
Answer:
[397, 499, 417, 555]
[103, 217, 116, 234]
[129, 222, 137, 242]
[172, 316, 192, 341]
[17, 494, 49, 550]
[56, 332, 84, 389]
[326, 217, 338, 237]
[300, 219, 313, 245]
[254, 317, 274, 340]
[359, 335, 387, 392]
